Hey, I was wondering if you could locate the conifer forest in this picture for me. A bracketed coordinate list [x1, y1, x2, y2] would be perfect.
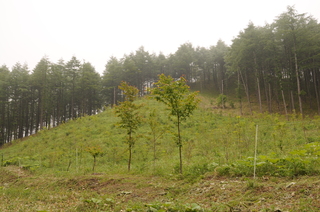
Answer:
[1, 6, 320, 145]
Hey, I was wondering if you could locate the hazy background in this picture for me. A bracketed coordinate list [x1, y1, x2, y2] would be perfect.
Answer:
[1, 0, 320, 74]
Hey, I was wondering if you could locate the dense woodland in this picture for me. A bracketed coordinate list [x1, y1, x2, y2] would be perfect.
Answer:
[0, 6, 320, 145]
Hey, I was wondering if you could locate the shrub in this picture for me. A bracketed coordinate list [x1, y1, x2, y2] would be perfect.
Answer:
[216, 94, 227, 108]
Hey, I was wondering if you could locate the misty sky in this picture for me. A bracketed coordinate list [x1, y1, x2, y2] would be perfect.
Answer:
[1, 0, 320, 74]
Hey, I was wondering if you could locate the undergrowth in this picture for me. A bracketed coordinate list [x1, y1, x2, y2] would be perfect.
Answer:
[0, 97, 319, 179]
[0, 95, 320, 211]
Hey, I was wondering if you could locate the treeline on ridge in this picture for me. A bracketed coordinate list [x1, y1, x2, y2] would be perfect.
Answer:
[0, 6, 320, 145]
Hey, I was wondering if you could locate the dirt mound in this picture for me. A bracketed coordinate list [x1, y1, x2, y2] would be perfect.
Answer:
[70, 175, 320, 211]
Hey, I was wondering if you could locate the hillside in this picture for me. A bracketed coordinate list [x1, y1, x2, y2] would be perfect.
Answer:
[0, 94, 320, 211]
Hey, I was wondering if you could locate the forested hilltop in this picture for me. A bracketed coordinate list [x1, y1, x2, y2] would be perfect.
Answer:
[1, 6, 320, 145]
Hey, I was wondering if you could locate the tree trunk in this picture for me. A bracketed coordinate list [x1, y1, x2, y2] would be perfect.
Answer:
[93, 156, 96, 172]
[240, 70, 252, 115]
[153, 133, 156, 171]
[268, 83, 272, 113]
[237, 70, 243, 116]
[113, 87, 116, 106]
[263, 71, 270, 111]
[257, 77, 262, 113]
[281, 90, 289, 120]
[221, 80, 225, 109]
[30, 90, 34, 135]
[24, 99, 29, 137]
[305, 70, 312, 109]
[18, 99, 23, 138]
[39, 89, 44, 130]
[253, 52, 262, 113]
[293, 44, 303, 116]
[128, 131, 132, 172]
[128, 144, 132, 172]
[313, 69, 320, 115]
[0, 101, 5, 145]
[291, 90, 295, 112]
[274, 85, 281, 113]
[177, 115, 182, 174]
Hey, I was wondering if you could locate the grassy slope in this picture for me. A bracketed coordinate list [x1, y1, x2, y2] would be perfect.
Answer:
[0, 94, 320, 211]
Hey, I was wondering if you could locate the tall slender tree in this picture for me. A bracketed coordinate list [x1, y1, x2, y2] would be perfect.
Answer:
[32, 57, 50, 131]
[66, 56, 82, 119]
[114, 82, 142, 171]
[0, 65, 10, 144]
[152, 74, 200, 174]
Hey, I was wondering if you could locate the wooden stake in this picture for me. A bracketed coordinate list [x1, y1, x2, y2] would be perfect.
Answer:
[254, 125, 258, 179]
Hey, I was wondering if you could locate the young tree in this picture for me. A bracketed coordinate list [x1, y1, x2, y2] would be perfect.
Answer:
[114, 81, 142, 171]
[146, 109, 167, 172]
[85, 145, 103, 172]
[152, 74, 200, 174]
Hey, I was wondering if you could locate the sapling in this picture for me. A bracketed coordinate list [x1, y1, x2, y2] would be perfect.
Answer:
[114, 81, 142, 171]
[152, 74, 200, 174]
[146, 109, 167, 171]
[217, 94, 227, 108]
[85, 146, 103, 172]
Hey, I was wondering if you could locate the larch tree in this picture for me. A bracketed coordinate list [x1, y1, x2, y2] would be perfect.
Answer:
[32, 57, 50, 131]
[0, 65, 10, 145]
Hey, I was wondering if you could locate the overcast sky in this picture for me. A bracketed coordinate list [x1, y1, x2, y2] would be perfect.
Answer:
[1, 0, 320, 74]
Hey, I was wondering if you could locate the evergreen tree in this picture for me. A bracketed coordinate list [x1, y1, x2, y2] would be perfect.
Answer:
[0, 65, 10, 144]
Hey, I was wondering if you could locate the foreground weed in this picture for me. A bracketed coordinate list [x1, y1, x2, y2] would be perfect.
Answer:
[145, 202, 205, 212]
[77, 197, 115, 211]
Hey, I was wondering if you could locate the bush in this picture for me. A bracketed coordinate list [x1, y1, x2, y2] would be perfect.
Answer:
[214, 146, 320, 177]
[216, 94, 227, 108]
[183, 163, 211, 182]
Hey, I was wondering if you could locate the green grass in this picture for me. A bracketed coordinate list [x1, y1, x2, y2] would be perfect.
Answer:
[1, 166, 319, 211]
[1, 95, 320, 177]
[0, 94, 320, 211]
